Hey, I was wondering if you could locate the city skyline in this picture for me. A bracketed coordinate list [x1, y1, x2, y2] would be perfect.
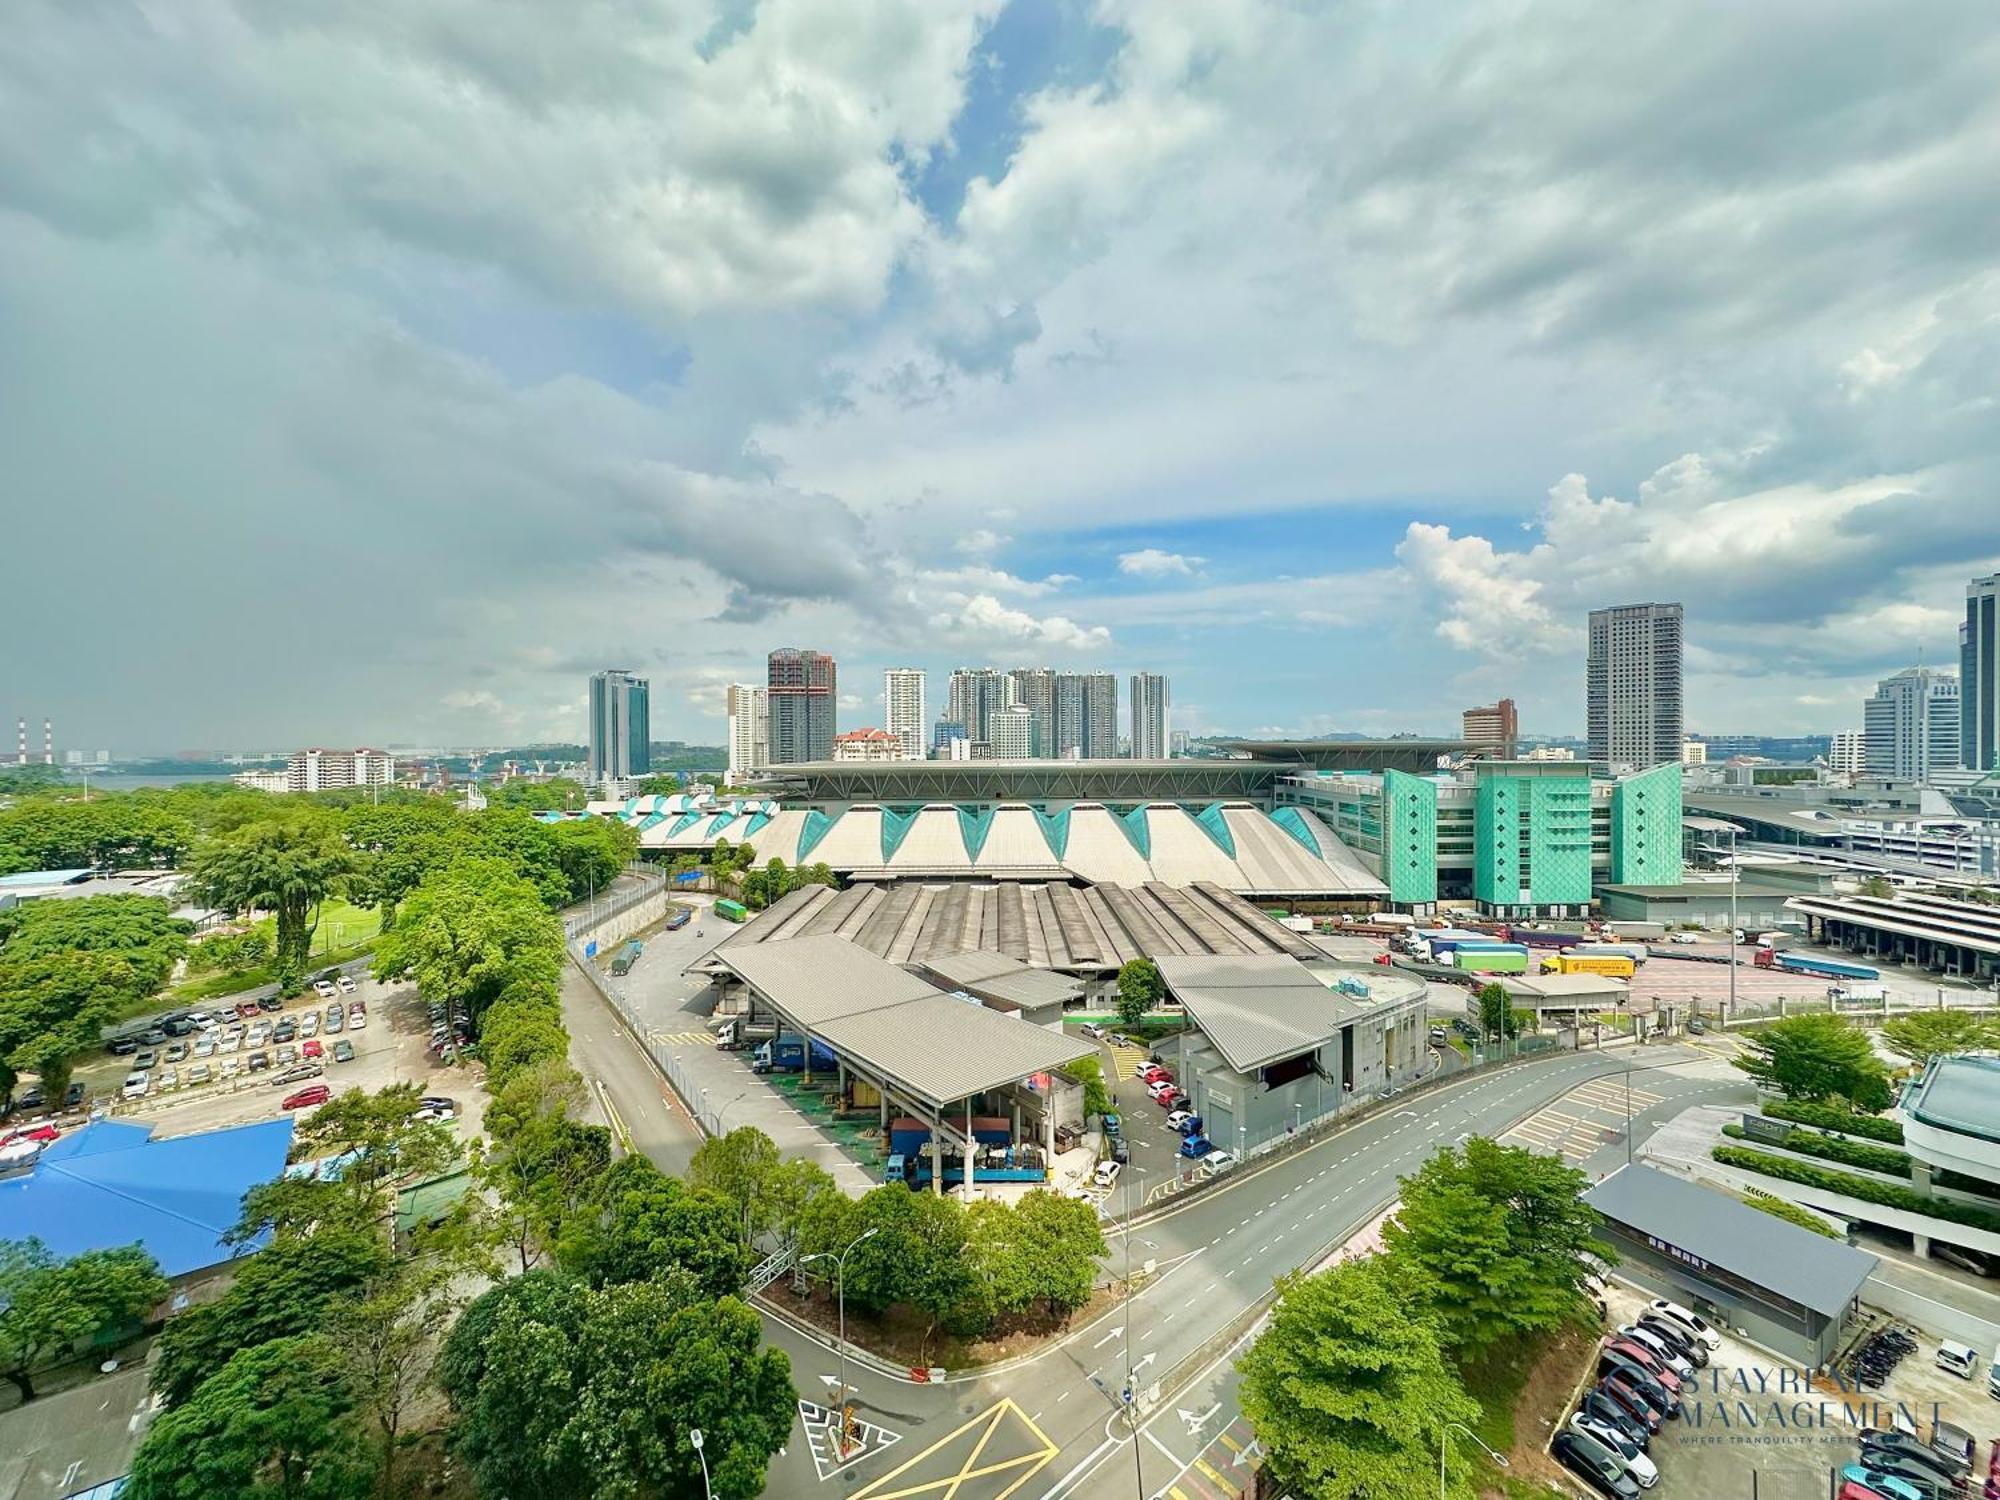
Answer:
[6, 8, 1996, 751]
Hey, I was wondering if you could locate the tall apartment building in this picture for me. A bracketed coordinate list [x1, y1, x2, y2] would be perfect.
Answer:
[287, 747, 395, 793]
[1863, 666, 1960, 782]
[884, 668, 926, 761]
[1586, 602, 1684, 771]
[1461, 698, 1519, 756]
[1964, 573, 1999, 771]
[767, 648, 835, 764]
[725, 683, 768, 782]
[1129, 672, 1170, 759]
[1829, 731, 1866, 776]
[586, 670, 651, 785]
[1069, 672, 1118, 758]
[988, 705, 1036, 760]
[946, 668, 1010, 746]
[931, 720, 968, 757]
[1006, 668, 1055, 757]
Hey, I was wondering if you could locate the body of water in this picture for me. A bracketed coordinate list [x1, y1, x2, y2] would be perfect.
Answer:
[61, 771, 245, 790]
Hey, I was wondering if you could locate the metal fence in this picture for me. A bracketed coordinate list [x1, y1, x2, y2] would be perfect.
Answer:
[561, 862, 666, 939]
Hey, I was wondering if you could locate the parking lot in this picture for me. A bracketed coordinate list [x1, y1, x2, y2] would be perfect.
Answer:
[1586, 1283, 2000, 1500]
[35, 970, 482, 1145]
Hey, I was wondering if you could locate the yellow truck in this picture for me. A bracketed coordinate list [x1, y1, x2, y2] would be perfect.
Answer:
[1540, 952, 1636, 978]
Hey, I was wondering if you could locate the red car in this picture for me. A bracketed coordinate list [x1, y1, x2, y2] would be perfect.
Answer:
[1606, 1339, 1683, 1396]
[281, 1084, 330, 1110]
[1154, 1087, 1185, 1109]
[236, 1001, 261, 1020]
[0, 1123, 61, 1149]
[301, 1039, 323, 1059]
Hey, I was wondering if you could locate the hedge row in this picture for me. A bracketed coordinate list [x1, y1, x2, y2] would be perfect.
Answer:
[1722, 1123, 1913, 1177]
[1759, 1097, 1904, 1144]
[1712, 1145, 2000, 1235]
[1743, 1189, 1841, 1239]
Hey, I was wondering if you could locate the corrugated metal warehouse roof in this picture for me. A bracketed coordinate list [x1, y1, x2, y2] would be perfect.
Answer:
[1152, 954, 1423, 1073]
[700, 879, 1323, 976]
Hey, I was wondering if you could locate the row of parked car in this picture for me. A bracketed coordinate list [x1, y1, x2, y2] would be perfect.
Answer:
[1552, 1296, 1723, 1495]
[118, 994, 368, 1101]
[1839, 1406, 1983, 1500]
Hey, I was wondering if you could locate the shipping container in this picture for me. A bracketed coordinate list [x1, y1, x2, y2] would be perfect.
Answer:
[1516, 930, 1587, 950]
[1454, 950, 1528, 974]
[1542, 953, 1636, 978]
[1602, 921, 1667, 941]
[1755, 949, 1879, 981]
[752, 1033, 837, 1074]
[1570, 942, 1648, 966]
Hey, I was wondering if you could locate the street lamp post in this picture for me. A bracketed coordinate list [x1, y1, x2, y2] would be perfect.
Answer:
[1726, 827, 1740, 1021]
[1439, 1421, 1507, 1496]
[688, 1429, 713, 1500]
[801, 1225, 880, 1456]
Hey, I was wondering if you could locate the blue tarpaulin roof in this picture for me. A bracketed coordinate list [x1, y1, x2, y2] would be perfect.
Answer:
[0, 1117, 294, 1279]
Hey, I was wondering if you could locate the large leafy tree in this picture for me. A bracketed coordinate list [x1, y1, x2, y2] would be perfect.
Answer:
[965, 1189, 1105, 1321]
[190, 811, 354, 994]
[440, 1270, 792, 1500]
[1733, 1012, 1894, 1108]
[0, 795, 194, 875]
[1239, 1257, 1482, 1500]
[152, 1231, 392, 1408]
[370, 858, 563, 1030]
[125, 1335, 370, 1500]
[331, 1259, 459, 1499]
[839, 1187, 974, 1356]
[1880, 1009, 2000, 1065]
[0, 1239, 168, 1402]
[558, 1154, 750, 1298]
[1382, 1137, 1610, 1353]
[1474, 981, 1520, 1039]
[688, 1125, 782, 1244]
[1115, 957, 1164, 1029]
[483, 1101, 614, 1273]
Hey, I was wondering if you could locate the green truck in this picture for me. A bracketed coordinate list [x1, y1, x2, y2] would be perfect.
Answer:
[715, 898, 749, 923]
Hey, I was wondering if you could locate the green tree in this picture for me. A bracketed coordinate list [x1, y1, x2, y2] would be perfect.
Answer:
[558, 1154, 750, 1298]
[483, 1109, 614, 1273]
[839, 1187, 974, 1355]
[293, 1083, 463, 1225]
[546, 816, 638, 903]
[1381, 1137, 1609, 1353]
[1733, 1012, 1893, 1108]
[331, 1260, 458, 1498]
[1063, 1054, 1114, 1119]
[440, 1270, 792, 1500]
[1880, 1009, 2000, 1064]
[153, 1230, 392, 1408]
[0, 1240, 168, 1402]
[126, 1336, 369, 1500]
[1474, 981, 1519, 1040]
[1860, 876, 1895, 898]
[190, 812, 354, 993]
[978, 1189, 1105, 1319]
[1115, 957, 1164, 1029]
[370, 858, 563, 1030]
[689, 1125, 783, 1244]
[1239, 1256, 1481, 1500]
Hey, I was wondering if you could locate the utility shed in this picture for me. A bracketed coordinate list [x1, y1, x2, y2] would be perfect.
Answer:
[1584, 1164, 1876, 1367]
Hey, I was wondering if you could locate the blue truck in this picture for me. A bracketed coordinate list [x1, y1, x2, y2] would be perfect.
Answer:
[1755, 949, 1881, 982]
[751, 1033, 837, 1075]
[664, 907, 691, 931]
[884, 1144, 1048, 1187]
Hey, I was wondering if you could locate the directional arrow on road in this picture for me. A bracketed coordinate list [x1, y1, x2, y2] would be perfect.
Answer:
[1179, 1403, 1219, 1434]
[1130, 1353, 1156, 1376]
[1231, 1437, 1264, 1468]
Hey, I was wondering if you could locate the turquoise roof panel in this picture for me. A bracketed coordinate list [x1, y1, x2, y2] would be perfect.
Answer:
[958, 805, 995, 862]
[1267, 806, 1323, 857]
[796, 809, 838, 861]
[1032, 806, 1070, 860]
[1190, 803, 1237, 858]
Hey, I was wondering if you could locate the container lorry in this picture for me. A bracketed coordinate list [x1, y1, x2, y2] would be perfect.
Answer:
[1602, 921, 1667, 941]
[664, 907, 691, 931]
[1453, 948, 1529, 974]
[1516, 930, 1587, 951]
[715, 1017, 777, 1051]
[608, 940, 644, 976]
[1570, 942, 1648, 967]
[715, 898, 749, 923]
[1541, 952, 1637, 979]
[751, 1033, 837, 1074]
[1828, 981, 1888, 1003]
[1755, 949, 1880, 981]
[1752, 930, 1792, 950]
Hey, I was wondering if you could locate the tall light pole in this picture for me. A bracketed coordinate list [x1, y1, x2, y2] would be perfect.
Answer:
[688, 1429, 713, 1500]
[1439, 1421, 1507, 1496]
[802, 1225, 880, 1456]
[1726, 825, 1740, 1021]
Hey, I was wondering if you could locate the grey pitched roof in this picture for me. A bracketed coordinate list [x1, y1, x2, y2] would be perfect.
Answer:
[1583, 1165, 1876, 1318]
[713, 934, 939, 1028]
[920, 950, 1082, 1009]
[1153, 953, 1396, 1073]
[813, 996, 1095, 1110]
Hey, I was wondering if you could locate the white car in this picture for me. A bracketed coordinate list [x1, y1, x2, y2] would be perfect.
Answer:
[188, 1063, 212, 1086]
[191, 1011, 220, 1030]
[299, 1013, 319, 1038]
[1646, 1298, 1723, 1353]
[193, 1036, 216, 1058]
[1166, 1109, 1196, 1131]
[1617, 1325, 1695, 1381]
[337, 975, 358, 994]
[1078, 1022, 1104, 1039]
[157, 1067, 178, 1090]
[347, 1011, 367, 1030]
[1093, 1159, 1122, 1188]
[1568, 1412, 1658, 1488]
[221, 1059, 242, 1079]
[219, 1031, 242, 1053]
[121, 1071, 150, 1099]
[1145, 1078, 1177, 1099]
[1200, 1149, 1234, 1172]
[1668, 932, 1702, 944]
[313, 979, 338, 999]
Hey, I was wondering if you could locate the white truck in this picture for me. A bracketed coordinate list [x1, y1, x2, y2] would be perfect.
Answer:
[1828, 981, 1888, 1003]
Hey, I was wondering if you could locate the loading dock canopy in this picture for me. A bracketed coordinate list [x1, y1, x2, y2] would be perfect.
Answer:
[918, 949, 1082, 1012]
[713, 934, 1094, 1111]
[1584, 1165, 1876, 1320]
[1153, 953, 1389, 1074]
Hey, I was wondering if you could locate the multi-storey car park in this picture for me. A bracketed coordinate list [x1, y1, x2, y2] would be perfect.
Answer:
[572, 742, 1686, 919]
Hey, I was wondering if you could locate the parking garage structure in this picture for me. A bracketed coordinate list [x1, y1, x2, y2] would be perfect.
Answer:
[710, 935, 1097, 1196]
[1148, 954, 1430, 1161]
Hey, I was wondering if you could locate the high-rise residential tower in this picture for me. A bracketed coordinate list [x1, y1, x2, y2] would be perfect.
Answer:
[587, 670, 651, 785]
[1964, 573, 1999, 771]
[1586, 603, 1684, 770]
[1129, 672, 1170, 759]
[1081, 672, 1118, 758]
[1829, 731, 1866, 775]
[766, 648, 835, 764]
[884, 668, 926, 761]
[1006, 668, 1055, 756]
[725, 683, 768, 782]
[1461, 698, 1519, 756]
[946, 668, 1010, 746]
[988, 704, 1036, 759]
[1863, 666, 1960, 782]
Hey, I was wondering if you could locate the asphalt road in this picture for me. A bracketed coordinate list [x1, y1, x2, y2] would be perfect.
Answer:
[563, 940, 1751, 1500]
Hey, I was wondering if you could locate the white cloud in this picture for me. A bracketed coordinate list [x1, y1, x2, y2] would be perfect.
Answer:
[1117, 548, 1207, 578]
[929, 594, 1112, 651]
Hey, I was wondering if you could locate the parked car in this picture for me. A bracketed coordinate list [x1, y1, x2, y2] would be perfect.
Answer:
[302, 1039, 323, 1059]
[337, 975, 357, 994]
[1200, 1148, 1234, 1171]
[218, 1031, 242, 1053]
[133, 1049, 159, 1070]
[157, 1067, 178, 1090]
[1145, 1078, 1177, 1099]
[1857, 1434, 1960, 1487]
[332, 1040, 354, 1063]
[221, 1058, 242, 1079]
[1645, 1298, 1722, 1354]
[348, 1010, 367, 1030]
[325, 1008, 344, 1033]
[247, 1050, 270, 1072]
[1568, 1411, 1658, 1488]
[1598, 1353, 1677, 1417]
[257, 994, 282, 1013]
[272, 1023, 297, 1045]
[1093, 1159, 1122, 1188]
[1178, 1134, 1214, 1159]
[1579, 1390, 1650, 1449]
[63, 1081, 85, 1110]
[275, 1044, 297, 1066]
[1110, 1137, 1130, 1165]
[1596, 1374, 1663, 1433]
[122, 1072, 150, 1100]
[313, 980, 338, 999]
[282, 1084, 331, 1111]
[135, 1027, 168, 1045]
[1428, 1025, 1447, 1045]
[1836, 1466, 1925, 1500]
[107, 1035, 139, 1056]
[1636, 1313, 1706, 1366]
[236, 1001, 262, 1020]
[1166, 1109, 1197, 1131]
[162, 1015, 195, 1037]
[299, 1012, 319, 1038]
[1551, 1431, 1641, 1497]
[188, 1064, 211, 1086]
[271, 1064, 323, 1087]
[419, 1096, 457, 1112]
[1617, 1326, 1695, 1381]
[193, 1036, 216, 1059]
[1078, 1022, 1104, 1039]
[1139, 1065, 1172, 1084]
[164, 1042, 189, 1063]
[1154, 1088, 1184, 1110]
[1101, 1111, 1121, 1137]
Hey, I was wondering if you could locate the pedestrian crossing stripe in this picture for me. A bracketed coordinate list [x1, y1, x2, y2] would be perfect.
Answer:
[1569, 1079, 1662, 1110]
[646, 1029, 717, 1047]
[797, 1399, 900, 1481]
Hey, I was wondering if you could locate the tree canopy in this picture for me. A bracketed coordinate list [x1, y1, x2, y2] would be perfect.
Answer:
[557, 1154, 750, 1298]
[1239, 1256, 1482, 1500]
[1880, 1009, 2000, 1064]
[0, 1239, 168, 1402]
[189, 811, 354, 993]
[1733, 1012, 1894, 1108]
[1115, 957, 1164, 1029]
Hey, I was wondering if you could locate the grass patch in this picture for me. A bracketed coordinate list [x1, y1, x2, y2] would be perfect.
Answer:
[160, 901, 383, 1005]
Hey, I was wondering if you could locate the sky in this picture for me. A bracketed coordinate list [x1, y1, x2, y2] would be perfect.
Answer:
[4, 1, 1999, 754]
